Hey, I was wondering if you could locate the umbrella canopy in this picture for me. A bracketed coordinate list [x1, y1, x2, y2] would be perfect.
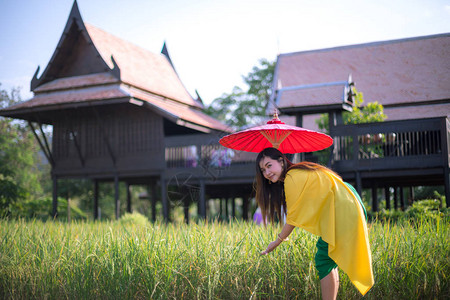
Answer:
[219, 113, 333, 154]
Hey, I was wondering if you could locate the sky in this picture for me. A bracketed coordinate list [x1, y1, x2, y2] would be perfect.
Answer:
[0, 0, 449, 105]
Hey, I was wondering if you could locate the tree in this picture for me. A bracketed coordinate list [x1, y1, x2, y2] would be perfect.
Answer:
[316, 89, 387, 132]
[205, 58, 275, 129]
[0, 84, 43, 216]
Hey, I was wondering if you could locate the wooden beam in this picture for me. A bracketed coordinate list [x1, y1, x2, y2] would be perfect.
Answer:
[114, 175, 120, 220]
[94, 180, 99, 220]
[28, 121, 55, 167]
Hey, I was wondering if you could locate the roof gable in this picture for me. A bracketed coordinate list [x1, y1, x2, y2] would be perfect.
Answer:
[31, 1, 112, 90]
[31, 0, 200, 109]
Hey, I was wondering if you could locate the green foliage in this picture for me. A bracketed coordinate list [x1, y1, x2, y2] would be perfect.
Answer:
[0, 174, 24, 215]
[343, 90, 387, 124]
[0, 85, 44, 216]
[316, 89, 387, 132]
[0, 218, 448, 299]
[11, 196, 87, 220]
[205, 58, 275, 129]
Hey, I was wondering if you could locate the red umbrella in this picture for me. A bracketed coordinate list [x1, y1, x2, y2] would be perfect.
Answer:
[219, 113, 333, 154]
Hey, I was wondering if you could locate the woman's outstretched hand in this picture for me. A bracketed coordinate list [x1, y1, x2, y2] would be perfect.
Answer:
[260, 224, 295, 255]
[260, 240, 281, 255]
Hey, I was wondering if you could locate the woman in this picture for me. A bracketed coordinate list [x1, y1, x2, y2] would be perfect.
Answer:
[257, 147, 374, 299]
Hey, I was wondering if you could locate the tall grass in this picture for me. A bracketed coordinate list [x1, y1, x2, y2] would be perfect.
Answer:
[0, 216, 449, 299]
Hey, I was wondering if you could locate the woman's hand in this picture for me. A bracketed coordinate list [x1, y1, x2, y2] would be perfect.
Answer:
[260, 240, 281, 255]
[260, 224, 295, 255]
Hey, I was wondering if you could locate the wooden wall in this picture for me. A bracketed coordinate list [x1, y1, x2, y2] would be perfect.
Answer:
[52, 103, 165, 177]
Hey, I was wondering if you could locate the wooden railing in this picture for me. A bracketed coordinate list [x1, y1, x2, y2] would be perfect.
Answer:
[330, 117, 449, 173]
[164, 133, 256, 181]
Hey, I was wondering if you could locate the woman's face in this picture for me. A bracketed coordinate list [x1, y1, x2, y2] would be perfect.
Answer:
[259, 156, 284, 183]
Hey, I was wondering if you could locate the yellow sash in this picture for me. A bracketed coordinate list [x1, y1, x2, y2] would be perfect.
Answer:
[284, 169, 374, 295]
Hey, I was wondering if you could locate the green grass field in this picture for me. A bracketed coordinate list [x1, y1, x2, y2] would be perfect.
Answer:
[1, 216, 449, 299]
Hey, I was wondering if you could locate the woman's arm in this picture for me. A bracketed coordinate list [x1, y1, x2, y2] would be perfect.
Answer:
[260, 224, 295, 255]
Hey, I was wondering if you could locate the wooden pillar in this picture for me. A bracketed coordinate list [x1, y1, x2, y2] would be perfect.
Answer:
[372, 185, 378, 212]
[198, 179, 206, 219]
[408, 186, 414, 206]
[150, 183, 157, 222]
[232, 198, 236, 219]
[94, 180, 99, 220]
[52, 175, 58, 219]
[295, 113, 303, 128]
[355, 172, 363, 197]
[399, 186, 405, 210]
[393, 187, 399, 210]
[126, 183, 132, 213]
[184, 193, 190, 224]
[384, 187, 390, 210]
[444, 168, 450, 208]
[114, 175, 120, 220]
[225, 198, 229, 220]
[161, 176, 169, 222]
[296, 114, 305, 162]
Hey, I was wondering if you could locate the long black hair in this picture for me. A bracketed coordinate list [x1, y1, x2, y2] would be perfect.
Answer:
[254, 147, 340, 225]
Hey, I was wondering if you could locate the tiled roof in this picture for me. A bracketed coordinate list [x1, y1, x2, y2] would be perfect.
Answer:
[384, 103, 450, 121]
[34, 73, 119, 92]
[2, 84, 129, 112]
[273, 34, 450, 112]
[128, 87, 231, 133]
[84, 23, 201, 109]
[1, 81, 230, 132]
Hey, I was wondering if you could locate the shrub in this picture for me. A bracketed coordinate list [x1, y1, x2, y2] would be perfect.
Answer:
[372, 198, 449, 223]
[118, 212, 150, 227]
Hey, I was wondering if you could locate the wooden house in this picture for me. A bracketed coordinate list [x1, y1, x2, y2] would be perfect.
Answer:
[0, 1, 256, 222]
